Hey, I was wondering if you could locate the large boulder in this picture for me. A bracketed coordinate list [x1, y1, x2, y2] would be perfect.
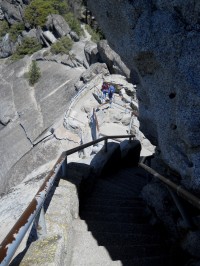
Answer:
[46, 14, 71, 38]
[0, 0, 23, 24]
[42, 30, 57, 44]
[87, 0, 200, 190]
[80, 62, 109, 83]
[98, 40, 130, 79]
[84, 41, 100, 65]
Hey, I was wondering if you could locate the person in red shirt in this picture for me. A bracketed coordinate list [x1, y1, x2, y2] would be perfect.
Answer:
[101, 82, 109, 102]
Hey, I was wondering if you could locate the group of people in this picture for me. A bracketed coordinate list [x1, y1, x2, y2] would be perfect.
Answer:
[101, 82, 115, 107]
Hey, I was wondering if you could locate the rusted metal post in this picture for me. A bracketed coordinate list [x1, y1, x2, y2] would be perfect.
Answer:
[34, 206, 47, 238]
[104, 138, 108, 152]
[62, 157, 67, 178]
[168, 189, 194, 229]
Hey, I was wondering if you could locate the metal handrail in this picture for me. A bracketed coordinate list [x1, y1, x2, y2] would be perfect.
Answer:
[0, 134, 135, 266]
[139, 162, 200, 211]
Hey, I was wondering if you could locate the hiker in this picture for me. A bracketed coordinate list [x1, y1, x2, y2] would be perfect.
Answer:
[101, 82, 109, 102]
[108, 84, 115, 107]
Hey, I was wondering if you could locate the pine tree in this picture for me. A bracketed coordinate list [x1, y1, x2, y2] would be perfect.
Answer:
[28, 60, 41, 86]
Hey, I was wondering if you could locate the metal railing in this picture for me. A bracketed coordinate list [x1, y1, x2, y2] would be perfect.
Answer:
[139, 159, 200, 228]
[0, 134, 135, 266]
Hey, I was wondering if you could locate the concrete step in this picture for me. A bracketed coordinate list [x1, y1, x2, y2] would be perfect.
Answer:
[98, 178, 147, 193]
[92, 183, 142, 196]
[83, 200, 145, 207]
[71, 244, 113, 265]
[71, 257, 169, 266]
[90, 190, 138, 198]
[103, 167, 148, 180]
[117, 256, 169, 266]
[80, 211, 147, 223]
[71, 260, 122, 266]
[81, 205, 145, 215]
[84, 197, 145, 207]
[105, 244, 166, 259]
[100, 171, 148, 183]
[72, 231, 161, 248]
[71, 231, 166, 265]
[86, 191, 141, 199]
[72, 219, 157, 234]
[94, 179, 140, 193]
[71, 244, 166, 264]
[87, 231, 161, 246]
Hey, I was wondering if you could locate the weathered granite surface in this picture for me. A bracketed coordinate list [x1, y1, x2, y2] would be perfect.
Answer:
[98, 40, 130, 79]
[0, 55, 84, 194]
[87, 0, 200, 189]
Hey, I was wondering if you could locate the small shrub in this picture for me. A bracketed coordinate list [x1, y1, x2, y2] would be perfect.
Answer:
[9, 22, 25, 42]
[50, 36, 73, 55]
[28, 60, 41, 86]
[64, 12, 83, 36]
[11, 37, 42, 61]
[85, 24, 104, 43]
[0, 20, 9, 39]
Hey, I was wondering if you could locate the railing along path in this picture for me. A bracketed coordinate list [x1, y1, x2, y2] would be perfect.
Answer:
[1, 140, 200, 265]
[0, 135, 134, 266]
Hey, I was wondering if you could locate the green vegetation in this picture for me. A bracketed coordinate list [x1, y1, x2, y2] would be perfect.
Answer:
[50, 36, 73, 55]
[64, 12, 83, 36]
[51, 0, 69, 15]
[28, 60, 41, 86]
[0, 20, 9, 40]
[85, 24, 104, 43]
[9, 23, 25, 42]
[0, 21, 25, 42]
[11, 37, 42, 61]
[24, 0, 69, 28]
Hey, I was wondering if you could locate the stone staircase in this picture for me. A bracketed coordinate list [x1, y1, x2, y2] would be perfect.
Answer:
[70, 166, 171, 266]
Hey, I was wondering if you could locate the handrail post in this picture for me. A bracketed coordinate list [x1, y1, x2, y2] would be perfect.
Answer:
[168, 189, 194, 229]
[104, 138, 108, 152]
[62, 157, 67, 178]
[34, 206, 47, 239]
[129, 136, 132, 142]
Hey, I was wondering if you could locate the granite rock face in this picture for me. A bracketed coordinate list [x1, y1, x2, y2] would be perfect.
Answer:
[0, 0, 25, 25]
[98, 40, 130, 79]
[87, 0, 200, 189]
[0, 55, 84, 194]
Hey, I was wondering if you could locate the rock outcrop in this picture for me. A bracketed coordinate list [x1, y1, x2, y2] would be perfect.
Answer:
[0, 53, 85, 194]
[87, 0, 200, 190]
[98, 40, 130, 79]
[0, 10, 80, 58]
[0, 0, 25, 25]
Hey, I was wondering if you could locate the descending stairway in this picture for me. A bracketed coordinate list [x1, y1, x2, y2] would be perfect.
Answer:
[70, 166, 171, 266]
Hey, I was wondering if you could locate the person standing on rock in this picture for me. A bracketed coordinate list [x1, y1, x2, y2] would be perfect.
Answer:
[101, 82, 109, 103]
[108, 84, 115, 108]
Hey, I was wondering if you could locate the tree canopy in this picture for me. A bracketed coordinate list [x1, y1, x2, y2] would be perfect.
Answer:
[24, 0, 69, 28]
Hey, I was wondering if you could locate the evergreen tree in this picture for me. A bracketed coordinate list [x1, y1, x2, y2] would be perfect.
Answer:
[28, 60, 41, 86]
